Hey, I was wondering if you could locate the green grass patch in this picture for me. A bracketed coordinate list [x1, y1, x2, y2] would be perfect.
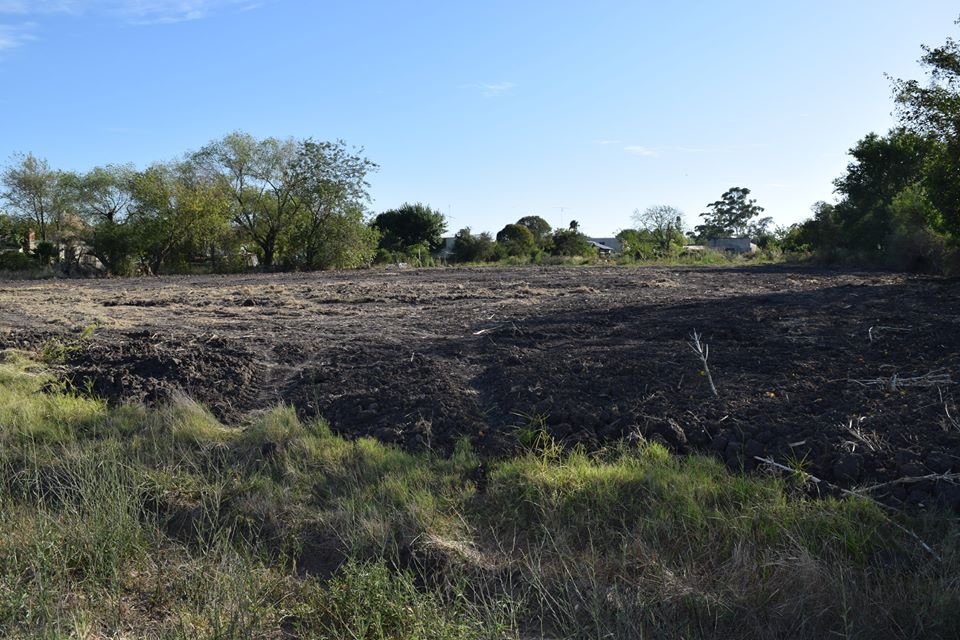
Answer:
[0, 351, 956, 638]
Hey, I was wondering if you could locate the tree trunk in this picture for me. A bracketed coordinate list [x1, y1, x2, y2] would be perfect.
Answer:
[262, 242, 275, 268]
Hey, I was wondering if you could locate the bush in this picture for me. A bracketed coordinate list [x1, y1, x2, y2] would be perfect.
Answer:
[0, 251, 37, 271]
[452, 228, 495, 263]
[883, 227, 950, 273]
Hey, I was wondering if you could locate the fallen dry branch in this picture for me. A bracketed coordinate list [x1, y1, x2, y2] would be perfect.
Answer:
[848, 369, 953, 391]
[867, 325, 911, 343]
[853, 472, 960, 495]
[755, 456, 942, 560]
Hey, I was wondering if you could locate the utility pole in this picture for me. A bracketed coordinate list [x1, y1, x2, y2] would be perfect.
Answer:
[556, 206, 568, 229]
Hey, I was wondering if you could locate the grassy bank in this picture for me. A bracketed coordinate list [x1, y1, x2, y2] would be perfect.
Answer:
[0, 351, 957, 639]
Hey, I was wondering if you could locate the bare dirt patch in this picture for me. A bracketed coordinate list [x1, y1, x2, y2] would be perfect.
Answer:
[1, 266, 958, 509]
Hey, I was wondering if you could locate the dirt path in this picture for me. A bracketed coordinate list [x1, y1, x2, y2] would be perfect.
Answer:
[2, 265, 958, 509]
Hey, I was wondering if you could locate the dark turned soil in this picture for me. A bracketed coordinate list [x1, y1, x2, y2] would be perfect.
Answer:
[1, 265, 958, 509]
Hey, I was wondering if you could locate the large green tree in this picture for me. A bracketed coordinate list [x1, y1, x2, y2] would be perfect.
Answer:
[550, 228, 593, 257]
[695, 187, 765, 239]
[831, 129, 939, 255]
[1, 153, 71, 244]
[71, 164, 135, 224]
[451, 227, 494, 262]
[372, 203, 446, 253]
[495, 223, 536, 257]
[515, 215, 552, 245]
[196, 132, 307, 267]
[285, 140, 379, 269]
[891, 25, 960, 236]
[128, 162, 232, 274]
[69, 164, 137, 275]
[631, 205, 685, 255]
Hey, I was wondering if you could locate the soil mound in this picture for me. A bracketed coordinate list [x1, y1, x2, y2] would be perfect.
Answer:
[64, 331, 261, 422]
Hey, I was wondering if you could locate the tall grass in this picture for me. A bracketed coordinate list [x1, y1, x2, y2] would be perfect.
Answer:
[0, 349, 956, 638]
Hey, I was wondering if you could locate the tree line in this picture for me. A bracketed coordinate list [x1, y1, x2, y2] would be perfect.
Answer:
[370, 203, 600, 265]
[0, 133, 380, 274]
[615, 188, 776, 260]
[0, 132, 612, 274]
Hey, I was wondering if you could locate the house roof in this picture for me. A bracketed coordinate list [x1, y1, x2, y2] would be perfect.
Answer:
[588, 237, 622, 252]
[588, 240, 616, 252]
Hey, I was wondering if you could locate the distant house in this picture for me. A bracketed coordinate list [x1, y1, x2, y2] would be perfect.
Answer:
[587, 239, 618, 257]
[707, 238, 758, 254]
[588, 237, 622, 253]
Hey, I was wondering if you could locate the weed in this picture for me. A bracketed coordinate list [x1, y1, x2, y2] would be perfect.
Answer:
[38, 323, 97, 365]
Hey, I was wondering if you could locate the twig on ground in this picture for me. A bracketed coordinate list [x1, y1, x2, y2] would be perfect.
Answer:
[853, 472, 960, 495]
[867, 325, 911, 343]
[848, 369, 953, 391]
[940, 387, 960, 432]
[688, 330, 718, 397]
[844, 417, 885, 452]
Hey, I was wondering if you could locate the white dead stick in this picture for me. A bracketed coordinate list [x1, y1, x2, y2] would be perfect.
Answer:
[845, 417, 884, 452]
[867, 325, 911, 343]
[848, 369, 953, 391]
[852, 472, 960, 494]
[939, 387, 960, 432]
[688, 330, 718, 397]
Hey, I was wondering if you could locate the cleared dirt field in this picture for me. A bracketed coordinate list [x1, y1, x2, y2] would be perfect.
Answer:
[1, 265, 958, 508]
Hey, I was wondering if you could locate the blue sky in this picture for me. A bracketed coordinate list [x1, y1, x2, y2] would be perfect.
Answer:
[0, 1, 957, 237]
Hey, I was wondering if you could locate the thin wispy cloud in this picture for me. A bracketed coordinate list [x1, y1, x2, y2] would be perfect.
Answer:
[624, 145, 657, 157]
[0, 1, 262, 25]
[0, 23, 34, 51]
[0, 0, 264, 58]
[0, 1, 80, 15]
[469, 81, 515, 98]
[114, 1, 242, 25]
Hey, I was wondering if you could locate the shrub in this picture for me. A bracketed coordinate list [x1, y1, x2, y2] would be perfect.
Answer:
[0, 251, 37, 271]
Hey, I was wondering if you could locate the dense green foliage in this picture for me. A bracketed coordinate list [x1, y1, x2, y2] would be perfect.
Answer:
[372, 203, 447, 254]
[451, 227, 495, 262]
[630, 205, 687, 256]
[694, 187, 770, 239]
[785, 22, 960, 272]
[549, 227, 593, 257]
[515, 215, 552, 245]
[495, 223, 536, 257]
[1, 153, 69, 244]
